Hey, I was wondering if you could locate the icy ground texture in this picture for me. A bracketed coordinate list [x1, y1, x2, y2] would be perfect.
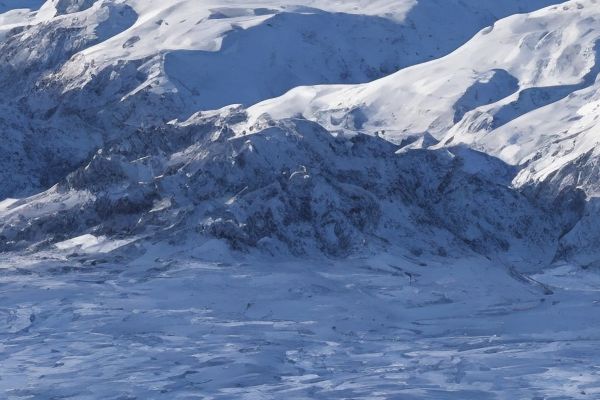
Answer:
[1, 246, 599, 399]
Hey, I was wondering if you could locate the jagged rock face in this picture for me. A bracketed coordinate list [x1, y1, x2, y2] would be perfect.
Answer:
[519, 148, 600, 265]
[0, 3, 136, 89]
[163, 121, 555, 263]
[0, 1, 137, 198]
[0, 115, 559, 266]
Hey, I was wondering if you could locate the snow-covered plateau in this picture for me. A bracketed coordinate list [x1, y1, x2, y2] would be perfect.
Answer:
[2, 0, 600, 398]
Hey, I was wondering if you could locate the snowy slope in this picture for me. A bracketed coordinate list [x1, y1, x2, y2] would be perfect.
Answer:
[237, 0, 600, 262]
[245, 0, 598, 144]
[50, 0, 564, 111]
[0, 0, 566, 199]
[246, 0, 600, 209]
[0, 0, 591, 264]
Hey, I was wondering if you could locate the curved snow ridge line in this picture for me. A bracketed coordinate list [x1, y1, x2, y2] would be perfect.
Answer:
[0, 1, 100, 37]
[42, 0, 569, 114]
[161, 11, 423, 111]
[0, 0, 45, 13]
[244, 0, 593, 141]
[44, 0, 97, 16]
[69, 1, 370, 61]
[77, 2, 275, 59]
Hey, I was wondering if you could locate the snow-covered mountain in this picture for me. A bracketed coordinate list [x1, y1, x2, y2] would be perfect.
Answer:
[245, 1, 600, 176]
[0, 0, 563, 198]
[3, 1, 600, 397]
[0, 1, 580, 264]
[240, 0, 600, 264]
[1, 0, 595, 265]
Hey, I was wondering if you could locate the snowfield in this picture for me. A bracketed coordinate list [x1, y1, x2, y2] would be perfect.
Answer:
[2, 247, 600, 399]
[2, 0, 600, 398]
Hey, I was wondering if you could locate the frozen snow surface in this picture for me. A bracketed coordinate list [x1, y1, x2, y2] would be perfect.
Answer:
[2, 0, 600, 398]
[2, 247, 600, 399]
